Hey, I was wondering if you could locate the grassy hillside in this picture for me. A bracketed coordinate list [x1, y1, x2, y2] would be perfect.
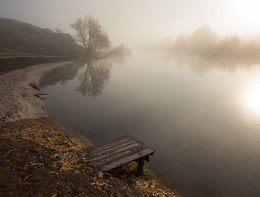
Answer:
[0, 18, 82, 56]
[0, 48, 48, 59]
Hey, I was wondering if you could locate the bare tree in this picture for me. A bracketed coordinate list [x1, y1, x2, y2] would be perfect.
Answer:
[71, 16, 110, 56]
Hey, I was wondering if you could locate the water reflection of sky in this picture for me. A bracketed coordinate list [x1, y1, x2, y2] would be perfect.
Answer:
[170, 51, 260, 119]
[41, 52, 260, 197]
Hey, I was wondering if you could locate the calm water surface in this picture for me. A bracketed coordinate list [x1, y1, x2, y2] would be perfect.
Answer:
[40, 52, 260, 197]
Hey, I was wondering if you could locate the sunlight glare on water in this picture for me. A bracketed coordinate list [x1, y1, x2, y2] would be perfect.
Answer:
[245, 79, 260, 115]
[40, 53, 260, 197]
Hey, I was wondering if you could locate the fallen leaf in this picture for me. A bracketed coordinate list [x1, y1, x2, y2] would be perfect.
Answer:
[23, 175, 30, 181]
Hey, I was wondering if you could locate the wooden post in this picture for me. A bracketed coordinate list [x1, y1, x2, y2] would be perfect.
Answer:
[137, 158, 144, 176]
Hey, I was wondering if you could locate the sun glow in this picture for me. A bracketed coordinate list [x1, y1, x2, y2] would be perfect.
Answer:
[245, 81, 260, 114]
[233, 0, 260, 26]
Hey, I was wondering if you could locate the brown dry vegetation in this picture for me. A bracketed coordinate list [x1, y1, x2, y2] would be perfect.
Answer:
[0, 118, 176, 197]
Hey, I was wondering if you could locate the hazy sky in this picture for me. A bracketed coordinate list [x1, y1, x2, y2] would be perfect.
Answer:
[1, 0, 260, 47]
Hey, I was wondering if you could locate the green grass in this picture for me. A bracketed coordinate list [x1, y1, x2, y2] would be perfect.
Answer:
[0, 55, 61, 60]
[0, 48, 36, 56]
[0, 55, 38, 59]
[0, 49, 69, 60]
[122, 162, 156, 179]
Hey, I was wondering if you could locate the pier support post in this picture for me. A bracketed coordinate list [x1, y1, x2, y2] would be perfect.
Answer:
[137, 158, 144, 176]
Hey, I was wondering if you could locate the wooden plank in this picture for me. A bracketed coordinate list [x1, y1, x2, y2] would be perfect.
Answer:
[84, 135, 134, 154]
[88, 143, 146, 165]
[91, 147, 137, 167]
[87, 142, 141, 161]
[100, 148, 155, 172]
[95, 135, 133, 148]
[86, 140, 140, 158]
[80, 135, 132, 154]
[80, 135, 155, 173]
[93, 147, 153, 167]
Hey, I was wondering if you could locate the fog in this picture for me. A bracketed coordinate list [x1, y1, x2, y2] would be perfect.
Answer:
[2, 0, 260, 48]
[152, 25, 260, 74]
[3, 1, 260, 197]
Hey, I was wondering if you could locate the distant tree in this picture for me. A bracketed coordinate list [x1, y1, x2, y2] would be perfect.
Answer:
[103, 44, 132, 63]
[55, 28, 63, 34]
[71, 16, 110, 56]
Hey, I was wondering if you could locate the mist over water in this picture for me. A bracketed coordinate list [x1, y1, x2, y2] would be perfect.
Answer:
[2, 0, 260, 196]
[147, 25, 260, 74]
[40, 50, 260, 197]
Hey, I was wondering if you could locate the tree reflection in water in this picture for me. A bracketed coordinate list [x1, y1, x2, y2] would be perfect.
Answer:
[75, 59, 112, 97]
[172, 53, 260, 75]
[39, 63, 85, 88]
[40, 46, 131, 97]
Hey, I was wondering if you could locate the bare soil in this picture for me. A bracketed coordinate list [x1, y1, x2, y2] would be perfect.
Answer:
[0, 118, 175, 197]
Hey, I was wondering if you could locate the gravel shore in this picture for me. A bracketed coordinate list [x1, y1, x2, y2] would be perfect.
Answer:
[0, 61, 71, 121]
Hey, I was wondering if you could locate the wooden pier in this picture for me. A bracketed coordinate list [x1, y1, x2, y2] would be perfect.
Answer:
[80, 135, 155, 174]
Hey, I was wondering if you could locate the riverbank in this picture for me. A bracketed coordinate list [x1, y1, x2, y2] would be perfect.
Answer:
[0, 56, 76, 75]
[0, 62, 176, 196]
[0, 61, 74, 120]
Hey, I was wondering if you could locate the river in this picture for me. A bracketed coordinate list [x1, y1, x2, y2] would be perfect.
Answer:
[40, 51, 260, 197]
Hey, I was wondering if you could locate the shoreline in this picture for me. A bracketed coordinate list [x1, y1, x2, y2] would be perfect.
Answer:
[0, 62, 176, 196]
[0, 60, 92, 147]
[0, 61, 72, 120]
